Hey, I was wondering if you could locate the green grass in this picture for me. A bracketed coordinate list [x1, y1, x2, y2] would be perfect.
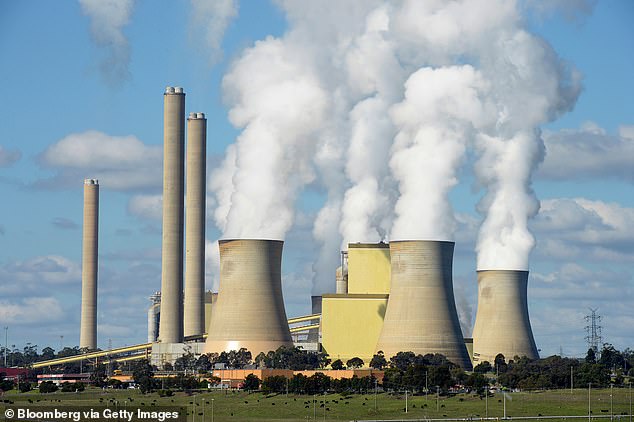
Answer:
[1, 387, 633, 421]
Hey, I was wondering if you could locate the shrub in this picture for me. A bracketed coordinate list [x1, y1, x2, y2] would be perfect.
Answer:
[39, 381, 58, 393]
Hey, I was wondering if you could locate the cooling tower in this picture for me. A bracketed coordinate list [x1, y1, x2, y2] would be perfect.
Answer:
[80, 178, 99, 350]
[375, 240, 472, 369]
[159, 86, 185, 344]
[472, 270, 539, 363]
[204, 239, 293, 356]
[184, 112, 207, 337]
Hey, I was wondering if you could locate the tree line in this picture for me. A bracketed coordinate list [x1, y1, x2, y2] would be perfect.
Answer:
[1, 343, 632, 396]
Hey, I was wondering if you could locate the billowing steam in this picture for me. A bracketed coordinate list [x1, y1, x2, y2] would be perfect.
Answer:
[210, 0, 581, 291]
[190, 0, 239, 65]
[78, 0, 135, 87]
[390, 65, 491, 241]
[473, 30, 581, 270]
[211, 37, 327, 239]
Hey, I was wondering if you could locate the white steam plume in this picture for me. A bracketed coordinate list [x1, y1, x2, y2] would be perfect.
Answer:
[210, 0, 581, 291]
[311, 114, 347, 294]
[190, 0, 239, 65]
[474, 28, 581, 270]
[211, 37, 327, 239]
[78, 0, 135, 87]
[389, 65, 492, 241]
[339, 7, 402, 247]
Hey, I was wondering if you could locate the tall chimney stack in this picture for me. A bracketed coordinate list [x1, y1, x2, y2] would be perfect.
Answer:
[158, 86, 185, 344]
[80, 178, 99, 350]
[472, 270, 539, 364]
[375, 240, 472, 369]
[184, 112, 207, 337]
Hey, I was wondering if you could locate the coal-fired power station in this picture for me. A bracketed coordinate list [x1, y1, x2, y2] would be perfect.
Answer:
[76, 86, 539, 370]
[375, 241, 472, 369]
[80, 178, 99, 350]
[204, 239, 294, 356]
[471, 270, 539, 364]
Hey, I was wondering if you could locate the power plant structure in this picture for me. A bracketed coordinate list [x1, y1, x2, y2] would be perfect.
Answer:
[159, 86, 186, 345]
[71, 86, 539, 371]
[79, 178, 99, 350]
[375, 241, 472, 369]
[184, 112, 207, 337]
[471, 270, 539, 364]
[204, 239, 294, 357]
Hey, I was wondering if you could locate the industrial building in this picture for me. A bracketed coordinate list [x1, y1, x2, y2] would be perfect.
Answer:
[204, 239, 294, 357]
[69, 86, 540, 372]
[320, 243, 390, 365]
[79, 178, 99, 350]
[375, 240, 472, 369]
[472, 270, 539, 364]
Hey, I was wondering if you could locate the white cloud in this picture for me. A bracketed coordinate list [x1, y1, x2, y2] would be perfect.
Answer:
[454, 285, 474, 338]
[190, 0, 239, 65]
[0, 297, 65, 325]
[282, 267, 313, 318]
[128, 194, 163, 220]
[539, 122, 634, 182]
[98, 323, 135, 338]
[205, 238, 220, 292]
[532, 198, 634, 262]
[52, 217, 79, 230]
[0, 145, 21, 167]
[79, 0, 135, 86]
[532, 263, 630, 301]
[2, 255, 81, 286]
[530, 263, 632, 356]
[525, 0, 596, 22]
[38, 130, 162, 191]
[620, 125, 634, 140]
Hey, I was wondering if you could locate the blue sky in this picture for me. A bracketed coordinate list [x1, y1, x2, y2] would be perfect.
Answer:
[0, 0, 632, 358]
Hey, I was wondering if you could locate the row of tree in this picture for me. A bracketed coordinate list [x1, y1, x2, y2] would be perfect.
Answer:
[244, 372, 377, 394]
[169, 346, 335, 373]
[0, 344, 84, 368]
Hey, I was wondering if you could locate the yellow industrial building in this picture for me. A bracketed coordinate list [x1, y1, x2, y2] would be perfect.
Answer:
[320, 243, 391, 365]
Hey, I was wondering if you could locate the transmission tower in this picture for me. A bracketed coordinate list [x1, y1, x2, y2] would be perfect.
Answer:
[584, 308, 602, 356]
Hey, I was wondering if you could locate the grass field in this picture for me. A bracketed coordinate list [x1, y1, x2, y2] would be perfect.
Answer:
[1, 387, 632, 421]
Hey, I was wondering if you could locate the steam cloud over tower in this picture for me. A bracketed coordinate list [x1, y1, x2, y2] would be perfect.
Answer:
[472, 270, 539, 363]
[159, 86, 185, 344]
[375, 240, 472, 369]
[184, 112, 207, 337]
[80, 178, 99, 350]
[204, 239, 293, 356]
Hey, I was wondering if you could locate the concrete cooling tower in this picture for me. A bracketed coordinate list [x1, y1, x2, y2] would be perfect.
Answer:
[184, 112, 207, 337]
[472, 270, 539, 364]
[159, 86, 185, 344]
[80, 178, 99, 350]
[204, 239, 293, 356]
[375, 240, 472, 369]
